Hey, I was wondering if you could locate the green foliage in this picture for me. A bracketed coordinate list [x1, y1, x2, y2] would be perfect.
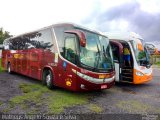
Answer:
[155, 61, 160, 67]
[116, 100, 151, 113]
[0, 27, 12, 44]
[138, 51, 146, 59]
[156, 61, 160, 65]
[11, 83, 50, 105]
[88, 104, 103, 113]
[0, 101, 3, 106]
[9, 83, 89, 114]
[48, 90, 89, 114]
[0, 58, 3, 72]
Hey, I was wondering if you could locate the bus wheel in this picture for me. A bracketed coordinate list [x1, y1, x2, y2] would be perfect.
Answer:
[43, 70, 54, 89]
[7, 63, 12, 74]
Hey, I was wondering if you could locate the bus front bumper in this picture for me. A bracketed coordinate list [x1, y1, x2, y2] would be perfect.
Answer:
[134, 69, 153, 84]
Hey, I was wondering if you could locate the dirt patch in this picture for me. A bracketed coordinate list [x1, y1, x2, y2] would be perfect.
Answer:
[121, 88, 137, 94]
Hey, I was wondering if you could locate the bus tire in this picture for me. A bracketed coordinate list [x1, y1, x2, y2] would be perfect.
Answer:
[42, 69, 54, 89]
[7, 63, 12, 74]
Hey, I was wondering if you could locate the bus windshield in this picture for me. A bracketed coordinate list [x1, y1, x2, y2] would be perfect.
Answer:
[130, 40, 150, 66]
[79, 30, 114, 72]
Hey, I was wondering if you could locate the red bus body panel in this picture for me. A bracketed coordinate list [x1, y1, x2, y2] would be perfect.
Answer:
[1, 49, 115, 91]
[1, 23, 115, 91]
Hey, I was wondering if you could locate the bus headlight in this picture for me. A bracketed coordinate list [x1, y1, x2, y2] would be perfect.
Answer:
[136, 71, 144, 76]
[72, 69, 114, 84]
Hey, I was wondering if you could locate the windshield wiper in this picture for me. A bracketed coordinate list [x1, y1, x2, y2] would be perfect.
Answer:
[102, 46, 107, 58]
[93, 44, 101, 71]
[102, 45, 114, 69]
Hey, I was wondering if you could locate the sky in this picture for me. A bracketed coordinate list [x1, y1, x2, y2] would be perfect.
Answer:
[0, 0, 160, 44]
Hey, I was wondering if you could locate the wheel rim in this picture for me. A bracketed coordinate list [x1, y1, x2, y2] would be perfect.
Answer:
[46, 73, 51, 86]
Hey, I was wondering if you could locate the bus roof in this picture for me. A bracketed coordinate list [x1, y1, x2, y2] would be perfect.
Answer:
[10, 23, 106, 39]
[105, 31, 144, 41]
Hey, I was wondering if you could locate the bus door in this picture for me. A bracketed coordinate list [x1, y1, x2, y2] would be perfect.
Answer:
[110, 40, 123, 82]
[57, 33, 78, 90]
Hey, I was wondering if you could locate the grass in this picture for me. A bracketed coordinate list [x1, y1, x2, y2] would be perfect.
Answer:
[116, 100, 151, 113]
[9, 83, 51, 113]
[2, 108, 12, 113]
[155, 61, 160, 67]
[88, 104, 103, 113]
[7, 83, 91, 114]
[0, 58, 3, 72]
[48, 90, 89, 114]
[0, 101, 3, 106]
[2, 101, 15, 113]
[150, 55, 160, 65]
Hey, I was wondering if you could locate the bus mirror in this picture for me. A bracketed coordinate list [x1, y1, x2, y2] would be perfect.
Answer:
[65, 30, 86, 47]
[0, 44, 4, 49]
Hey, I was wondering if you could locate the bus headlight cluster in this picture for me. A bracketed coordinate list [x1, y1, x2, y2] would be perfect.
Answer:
[72, 69, 114, 84]
[77, 72, 93, 81]
[136, 71, 144, 76]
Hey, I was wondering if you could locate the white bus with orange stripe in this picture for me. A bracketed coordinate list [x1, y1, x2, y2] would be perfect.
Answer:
[106, 32, 152, 84]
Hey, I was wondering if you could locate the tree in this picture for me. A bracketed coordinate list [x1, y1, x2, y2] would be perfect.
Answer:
[0, 28, 12, 44]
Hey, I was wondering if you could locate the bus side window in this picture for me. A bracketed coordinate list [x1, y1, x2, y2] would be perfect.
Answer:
[64, 34, 77, 64]
[3, 38, 9, 50]
[21, 29, 53, 50]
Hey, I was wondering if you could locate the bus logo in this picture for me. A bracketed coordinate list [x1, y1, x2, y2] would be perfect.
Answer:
[65, 78, 72, 86]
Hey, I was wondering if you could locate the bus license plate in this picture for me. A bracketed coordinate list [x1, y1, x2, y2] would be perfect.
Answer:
[101, 85, 107, 89]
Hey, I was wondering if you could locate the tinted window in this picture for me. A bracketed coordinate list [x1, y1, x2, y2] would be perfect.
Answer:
[64, 34, 78, 63]
[3, 38, 10, 50]
[54, 26, 74, 55]
[111, 44, 119, 62]
[7, 29, 53, 50]
[8, 37, 24, 50]
[26, 29, 53, 50]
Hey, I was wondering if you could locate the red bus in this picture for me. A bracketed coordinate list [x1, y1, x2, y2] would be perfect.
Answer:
[0, 23, 115, 91]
